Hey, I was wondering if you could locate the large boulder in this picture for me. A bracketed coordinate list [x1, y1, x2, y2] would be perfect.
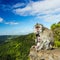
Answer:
[29, 46, 60, 60]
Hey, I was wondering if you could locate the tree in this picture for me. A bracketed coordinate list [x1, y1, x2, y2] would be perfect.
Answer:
[51, 22, 60, 47]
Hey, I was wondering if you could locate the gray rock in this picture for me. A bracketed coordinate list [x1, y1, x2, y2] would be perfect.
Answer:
[29, 46, 60, 60]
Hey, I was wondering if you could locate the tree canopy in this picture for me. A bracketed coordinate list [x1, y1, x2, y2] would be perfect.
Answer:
[51, 22, 60, 47]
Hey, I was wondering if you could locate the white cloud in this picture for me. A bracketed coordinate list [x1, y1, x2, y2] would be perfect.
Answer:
[13, 0, 60, 22]
[13, 0, 60, 15]
[13, 3, 25, 8]
[5, 22, 19, 25]
[0, 17, 3, 22]
[0, 17, 19, 25]
[37, 14, 60, 23]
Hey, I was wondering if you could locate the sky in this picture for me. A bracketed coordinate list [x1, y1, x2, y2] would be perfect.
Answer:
[0, 0, 60, 35]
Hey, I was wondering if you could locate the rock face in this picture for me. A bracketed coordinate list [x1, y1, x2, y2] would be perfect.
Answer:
[29, 46, 60, 60]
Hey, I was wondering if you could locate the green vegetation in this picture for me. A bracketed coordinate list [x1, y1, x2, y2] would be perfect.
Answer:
[0, 35, 18, 44]
[51, 22, 60, 47]
[0, 35, 11, 43]
[0, 33, 35, 60]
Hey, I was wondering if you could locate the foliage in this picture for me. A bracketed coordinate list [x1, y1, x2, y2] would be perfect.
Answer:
[51, 22, 60, 47]
[0, 33, 35, 60]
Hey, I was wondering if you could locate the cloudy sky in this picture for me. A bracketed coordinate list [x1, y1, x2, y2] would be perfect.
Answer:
[0, 0, 60, 35]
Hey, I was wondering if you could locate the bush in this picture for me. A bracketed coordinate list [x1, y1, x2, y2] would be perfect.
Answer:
[51, 22, 60, 47]
[54, 40, 60, 47]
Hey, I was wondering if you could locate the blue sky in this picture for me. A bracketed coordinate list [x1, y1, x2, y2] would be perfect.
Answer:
[0, 0, 60, 35]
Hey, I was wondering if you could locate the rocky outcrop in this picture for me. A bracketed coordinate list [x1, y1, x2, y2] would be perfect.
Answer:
[29, 46, 60, 60]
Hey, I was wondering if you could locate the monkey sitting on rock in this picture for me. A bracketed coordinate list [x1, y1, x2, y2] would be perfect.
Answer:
[34, 23, 54, 51]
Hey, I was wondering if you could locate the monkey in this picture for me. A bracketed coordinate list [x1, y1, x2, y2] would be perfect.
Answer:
[34, 24, 54, 50]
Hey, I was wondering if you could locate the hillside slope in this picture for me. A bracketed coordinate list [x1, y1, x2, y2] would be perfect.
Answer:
[0, 35, 18, 44]
[0, 33, 35, 60]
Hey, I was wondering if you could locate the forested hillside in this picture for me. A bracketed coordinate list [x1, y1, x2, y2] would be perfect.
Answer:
[0, 35, 18, 44]
[0, 33, 35, 60]
[0, 35, 12, 43]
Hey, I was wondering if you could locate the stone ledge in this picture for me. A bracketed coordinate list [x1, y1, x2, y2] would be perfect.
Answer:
[29, 46, 60, 60]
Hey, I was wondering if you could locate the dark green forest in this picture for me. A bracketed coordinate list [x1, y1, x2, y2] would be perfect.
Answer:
[0, 35, 18, 44]
[0, 33, 35, 60]
[0, 22, 60, 60]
